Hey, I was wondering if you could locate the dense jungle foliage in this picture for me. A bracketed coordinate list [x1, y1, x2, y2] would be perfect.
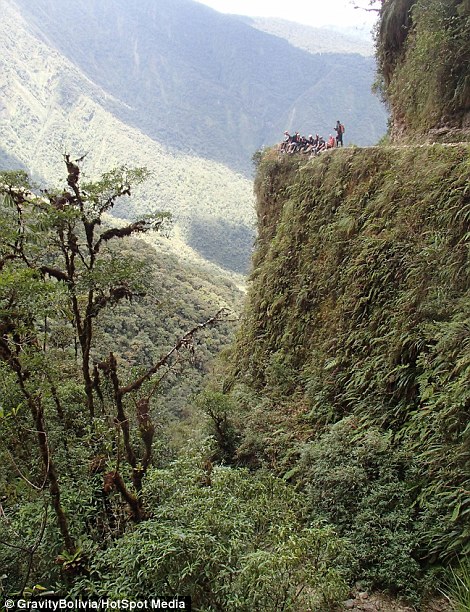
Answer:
[213, 144, 470, 604]
[0, 161, 350, 611]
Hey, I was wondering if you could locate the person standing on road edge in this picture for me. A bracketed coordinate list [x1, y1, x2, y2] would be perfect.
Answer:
[335, 120, 345, 147]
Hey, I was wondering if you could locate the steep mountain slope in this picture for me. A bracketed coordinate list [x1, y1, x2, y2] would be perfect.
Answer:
[0, 0, 255, 274]
[220, 144, 470, 596]
[0, 147, 24, 170]
[5, 0, 387, 173]
[95, 235, 245, 418]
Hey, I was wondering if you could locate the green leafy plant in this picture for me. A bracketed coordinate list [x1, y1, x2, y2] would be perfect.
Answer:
[300, 418, 421, 596]
[71, 446, 348, 610]
[224, 143, 470, 600]
[376, 0, 470, 139]
[441, 557, 470, 612]
[0, 158, 234, 595]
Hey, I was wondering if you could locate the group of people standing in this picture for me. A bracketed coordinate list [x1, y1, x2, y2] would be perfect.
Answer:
[280, 120, 345, 155]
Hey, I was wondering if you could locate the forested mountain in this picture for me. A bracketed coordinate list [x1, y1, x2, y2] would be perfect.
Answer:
[4, 0, 386, 173]
[0, 0, 256, 275]
[2, 0, 468, 610]
[0, 0, 386, 273]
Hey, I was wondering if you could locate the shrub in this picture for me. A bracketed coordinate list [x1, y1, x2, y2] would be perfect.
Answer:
[72, 445, 348, 610]
[300, 418, 422, 597]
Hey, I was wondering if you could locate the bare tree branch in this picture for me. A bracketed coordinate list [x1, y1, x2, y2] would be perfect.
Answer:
[6, 449, 44, 491]
[120, 308, 227, 396]
[93, 219, 163, 254]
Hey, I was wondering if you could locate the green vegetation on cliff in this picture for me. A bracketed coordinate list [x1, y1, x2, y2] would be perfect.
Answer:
[0, 162, 349, 611]
[215, 144, 470, 598]
[376, 0, 469, 140]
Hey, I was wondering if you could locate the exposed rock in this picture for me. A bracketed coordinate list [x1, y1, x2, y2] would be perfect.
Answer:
[358, 604, 377, 612]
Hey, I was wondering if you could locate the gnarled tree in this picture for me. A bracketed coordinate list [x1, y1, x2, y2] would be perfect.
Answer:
[0, 158, 224, 563]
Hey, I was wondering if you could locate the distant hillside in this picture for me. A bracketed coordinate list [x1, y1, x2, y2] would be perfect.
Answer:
[5, 0, 387, 173]
[0, 147, 25, 171]
[96, 234, 245, 418]
[241, 17, 374, 56]
[0, 0, 387, 274]
[0, 0, 255, 274]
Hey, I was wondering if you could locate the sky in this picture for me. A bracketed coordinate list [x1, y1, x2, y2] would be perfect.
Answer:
[194, 0, 378, 30]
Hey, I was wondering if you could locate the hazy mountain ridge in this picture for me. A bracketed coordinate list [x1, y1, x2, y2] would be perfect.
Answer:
[240, 16, 374, 56]
[0, 0, 387, 273]
[0, 0, 255, 274]
[5, 0, 387, 174]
